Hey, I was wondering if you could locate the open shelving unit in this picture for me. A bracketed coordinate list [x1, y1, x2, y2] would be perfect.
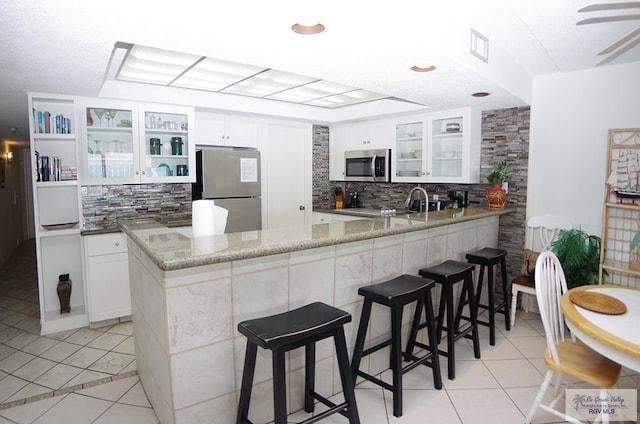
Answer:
[29, 93, 88, 334]
[599, 128, 640, 288]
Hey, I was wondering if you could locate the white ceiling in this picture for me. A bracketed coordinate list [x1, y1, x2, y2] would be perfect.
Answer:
[2, 0, 639, 143]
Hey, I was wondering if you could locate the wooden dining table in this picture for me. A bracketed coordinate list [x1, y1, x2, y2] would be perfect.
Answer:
[561, 284, 640, 373]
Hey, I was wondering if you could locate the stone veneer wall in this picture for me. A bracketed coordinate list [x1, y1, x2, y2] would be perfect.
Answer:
[312, 106, 530, 281]
[81, 184, 192, 231]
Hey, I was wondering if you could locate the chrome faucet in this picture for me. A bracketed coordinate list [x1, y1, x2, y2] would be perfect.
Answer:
[405, 187, 429, 212]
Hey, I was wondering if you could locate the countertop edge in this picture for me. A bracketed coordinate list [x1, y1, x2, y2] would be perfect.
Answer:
[121, 207, 514, 271]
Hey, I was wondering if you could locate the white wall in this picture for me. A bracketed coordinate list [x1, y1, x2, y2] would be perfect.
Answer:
[528, 62, 640, 236]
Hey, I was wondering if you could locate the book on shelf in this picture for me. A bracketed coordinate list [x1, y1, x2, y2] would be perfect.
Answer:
[32, 108, 71, 134]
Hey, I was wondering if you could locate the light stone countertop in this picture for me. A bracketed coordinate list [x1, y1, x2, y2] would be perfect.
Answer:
[119, 207, 513, 271]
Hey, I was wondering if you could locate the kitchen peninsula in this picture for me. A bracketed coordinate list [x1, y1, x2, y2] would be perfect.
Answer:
[120, 207, 512, 424]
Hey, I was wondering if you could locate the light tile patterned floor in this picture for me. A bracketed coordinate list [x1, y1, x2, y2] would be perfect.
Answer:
[0, 241, 637, 423]
[0, 241, 137, 410]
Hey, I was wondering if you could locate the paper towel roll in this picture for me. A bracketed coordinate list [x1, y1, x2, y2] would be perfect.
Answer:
[192, 200, 216, 237]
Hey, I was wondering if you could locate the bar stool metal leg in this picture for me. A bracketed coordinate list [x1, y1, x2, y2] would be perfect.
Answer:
[465, 273, 481, 359]
[403, 292, 443, 390]
[237, 341, 258, 424]
[351, 299, 372, 384]
[273, 347, 287, 424]
[391, 304, 403, 417]
[305, 342, 315, 413]
[500, 257, 511, 332]
[334, 327, 361, 424]
[445, 283, 456, 379]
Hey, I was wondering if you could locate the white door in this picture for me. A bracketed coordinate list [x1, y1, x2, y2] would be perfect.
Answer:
[262, 121, 311, 230]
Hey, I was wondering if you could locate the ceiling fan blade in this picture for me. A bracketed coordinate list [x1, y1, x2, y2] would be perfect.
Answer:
[579, 2, 640, 13]
[597, 36, 640, 65]
[598, 26, 640, 54]
[577, 14, 640, 24]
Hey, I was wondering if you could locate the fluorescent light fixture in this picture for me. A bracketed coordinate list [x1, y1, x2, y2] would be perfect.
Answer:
[118, 45, 201, 84]
[111, 43, 389, 108]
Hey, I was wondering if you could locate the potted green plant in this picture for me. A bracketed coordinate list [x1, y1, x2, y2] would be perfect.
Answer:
[486, 160, 511, 208]
[551, 228, 603, 288]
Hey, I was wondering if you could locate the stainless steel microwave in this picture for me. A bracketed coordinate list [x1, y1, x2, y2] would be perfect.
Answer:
[344, 149, 391, 182]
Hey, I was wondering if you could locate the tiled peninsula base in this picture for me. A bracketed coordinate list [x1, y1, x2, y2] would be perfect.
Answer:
[125, 216, 500, 424]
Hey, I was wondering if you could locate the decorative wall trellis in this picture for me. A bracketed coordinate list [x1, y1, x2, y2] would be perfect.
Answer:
[600, 128, 640, 287]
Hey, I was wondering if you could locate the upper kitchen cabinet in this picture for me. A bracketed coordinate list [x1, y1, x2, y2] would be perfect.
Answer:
[79, 101, 195, 184]
[427, 108, 481, 184]
[329, 125, 349, 181]
[80, 100, 137, 184]
[329, 119, 394, 181]
[393, 116, 426, 182]
[28, 93, 88, 334]
[391, 109, 480, 183]
[194, 111, 258, 148]
[348, 120, 394, 150]
[140, 104, 195, 182]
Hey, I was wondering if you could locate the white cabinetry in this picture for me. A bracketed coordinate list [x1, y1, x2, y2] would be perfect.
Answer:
[329, 119, 394, 181]
[29, 93, 88, 334]
[194, 111, 258, 148]
[391, 109, 481, 183]
[329, 125, 349, 181]
[140, 104, 195, 182]
[393, 116, 426, 182]
[426, 108, 481, 183]
[348, 120, 393, 150]
[84, 233, 131, 323]
[312, 212, 333, 224]
[80, 100, 195, 184]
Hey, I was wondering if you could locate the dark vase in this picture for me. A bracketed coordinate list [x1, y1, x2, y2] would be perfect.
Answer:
[57, 273, 71, 314]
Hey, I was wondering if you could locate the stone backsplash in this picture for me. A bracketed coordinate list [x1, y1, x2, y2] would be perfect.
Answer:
[312, 106, 531, 281]
[81, 184, 192, 231]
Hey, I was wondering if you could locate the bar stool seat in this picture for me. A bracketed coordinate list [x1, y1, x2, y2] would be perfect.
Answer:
[236, 302, 360, 424]
[466, 247, 511, 346]
[418, 260, 481, 380]
[350, 274, 442, 418]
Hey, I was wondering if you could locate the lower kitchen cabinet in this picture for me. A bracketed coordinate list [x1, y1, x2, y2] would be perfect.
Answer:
[84, 233, 131, 323]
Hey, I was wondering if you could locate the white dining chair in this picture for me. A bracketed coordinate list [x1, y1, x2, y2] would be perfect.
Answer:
[510, 215, 571, 327]
[524, 251, 621, 424]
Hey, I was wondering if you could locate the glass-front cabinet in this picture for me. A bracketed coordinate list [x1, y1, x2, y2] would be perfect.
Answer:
[83, 102, 137, 184]
[391, 109, 481, 183]
[141, 106, 194, 181]
[393, 117, 426, 182]
[80, 101, 195, 184]
[426, 108, 481, 184]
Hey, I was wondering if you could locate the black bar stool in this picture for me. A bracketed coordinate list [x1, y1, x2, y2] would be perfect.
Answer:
[466, 247, 511, 346]
[236, 302, 360, 424]
[350, 274, 442, 418]
[418, 260, 481, 380]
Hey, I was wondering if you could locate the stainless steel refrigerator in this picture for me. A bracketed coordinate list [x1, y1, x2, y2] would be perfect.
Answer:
[193, 147, 261, 233]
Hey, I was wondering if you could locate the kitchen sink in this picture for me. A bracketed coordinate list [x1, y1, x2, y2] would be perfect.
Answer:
[334, 208, 420, 217]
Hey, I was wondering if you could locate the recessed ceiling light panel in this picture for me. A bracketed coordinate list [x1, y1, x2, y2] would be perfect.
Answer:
[114, 43, 390, 108]
[173, 57, 267, 91]
[118, 45, 201, 84]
